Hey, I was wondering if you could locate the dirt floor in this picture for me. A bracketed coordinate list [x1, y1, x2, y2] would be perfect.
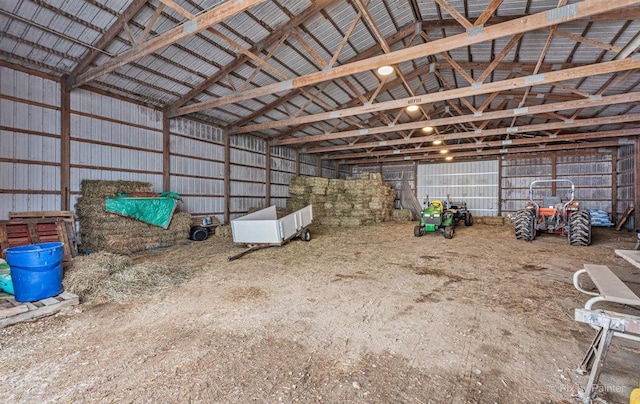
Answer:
[1, 221, 639, 403]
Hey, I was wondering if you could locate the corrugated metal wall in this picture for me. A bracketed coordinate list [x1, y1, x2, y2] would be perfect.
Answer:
[352, 164, 416, 208]
[271, 146, 297, 208]
[170, 117, 225, 222]
[501, 156, 552, 215]
[0, 67, 61, 218]
[70, 88, 164, 210]
[617, 145, 635, 228]
[300, 153, 320, 176]
[501, 152, 614, 217]
[229, 135, 267, 218]
[418, 160, 499, 216]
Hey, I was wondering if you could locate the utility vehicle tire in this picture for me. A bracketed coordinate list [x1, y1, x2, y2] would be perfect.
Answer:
[443, 226, 454, 239]
[569, 210, 591, 246]
[299, 228, 311, 242]
[414, 225, 424, 237]
[464, 212, 473, 226]
[514, 209, 535, 241]
[189, 226, 209, 241]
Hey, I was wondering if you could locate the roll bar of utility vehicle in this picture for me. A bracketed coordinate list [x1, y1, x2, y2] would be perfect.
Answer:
[528, 179, 575, 212]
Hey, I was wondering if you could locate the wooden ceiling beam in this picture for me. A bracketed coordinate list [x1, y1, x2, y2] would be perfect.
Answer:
[322, 128, 639, 159]
[306, 112, 640, 153]
[70, 0, 267, 88]
[174, 0, 640, 117]
[68, 0, 148, 88]
[339, 139, 625, 165]
[474, 0, 505, 26]
[171, 0, 341, 110]
[284, 91, 640, 148]
[244, 57, 640, 135]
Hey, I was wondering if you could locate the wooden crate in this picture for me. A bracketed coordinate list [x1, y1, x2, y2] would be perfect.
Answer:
[0, 218, 76, 261]
[7, 211, 79, 259]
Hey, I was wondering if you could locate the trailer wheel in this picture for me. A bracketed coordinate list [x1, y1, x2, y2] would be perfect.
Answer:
[443, 226, 454, 239]
[300, 228, 311, 242]
[189, 226, 209, 241]
[569, 210, 591, 246]
[414, 225, 424, 237]
[464, 212, 473, 226]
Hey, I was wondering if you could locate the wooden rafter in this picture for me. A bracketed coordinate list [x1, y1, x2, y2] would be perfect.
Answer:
[276, 91, 640, 147]
[236, 57, 640, 134]
[434, 0, 472, 29]
[308, 112, 640, 154]
[69, 0, 267, 88]
[169, 0, 340, 110]
[68, 0, 148, 88]
[174, 0, 640, 117]
[474, 0, 504, 26]
[321, 128, 639, 159]
[339, 139, 625, 165]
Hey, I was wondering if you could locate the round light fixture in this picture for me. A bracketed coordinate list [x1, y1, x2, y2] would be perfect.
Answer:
[422, 126, 434, 133]
[439, 149, 449, 154]
[432, 139, 442, 145]
[406, 105, 419, 112]
[445, 156, 454, 161]
[377, 65, 393, 76]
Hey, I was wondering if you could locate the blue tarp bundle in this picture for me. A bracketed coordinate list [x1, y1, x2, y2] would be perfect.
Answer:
[105, 193, 181, 229]
[588, 209, 613, 227]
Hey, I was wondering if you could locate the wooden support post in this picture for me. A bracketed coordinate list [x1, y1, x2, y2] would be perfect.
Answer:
[224, 132, 231, 225]
[60, 76, 71, 211]
[265, 141, 271, 207]
[551, 152, 557, 196]
[413, 163, 418, 199]
[162, 112, 171, 192]
[634, 137, 640, 229]
[611, 150, 618, 222]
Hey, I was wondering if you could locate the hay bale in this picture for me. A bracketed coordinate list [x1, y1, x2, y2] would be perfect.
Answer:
[80, 180, 154, 198]
[76, 180, 190, 254]
[216, 225, 233, 239]
[392, 209, 413, 222]
[64, 252, 189, 304]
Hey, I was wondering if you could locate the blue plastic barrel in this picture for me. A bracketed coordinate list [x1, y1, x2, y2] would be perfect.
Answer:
[4, 242, 64, 302]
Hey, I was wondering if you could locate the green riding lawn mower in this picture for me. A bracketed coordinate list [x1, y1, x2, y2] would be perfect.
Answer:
[414, 196, 473, 239]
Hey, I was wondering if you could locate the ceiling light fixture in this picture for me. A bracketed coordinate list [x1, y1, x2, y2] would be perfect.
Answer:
[445, 156, 454, 161]
[432, 139, 442, 145]
[439, 149, 449, 154]
[377, 65, 393, 76]
[422, 126, 434, 133]
[406, 105, 419, 112]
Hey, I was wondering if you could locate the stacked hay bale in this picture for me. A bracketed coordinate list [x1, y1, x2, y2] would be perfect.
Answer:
[75, 180, 191, 255]
[287, 173, 396, 226]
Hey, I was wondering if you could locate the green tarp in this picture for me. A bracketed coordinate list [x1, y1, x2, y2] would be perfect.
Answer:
[105, 196, 179, 229]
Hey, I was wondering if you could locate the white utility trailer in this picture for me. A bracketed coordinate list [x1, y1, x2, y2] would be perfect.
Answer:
[228, 205, 313, 261]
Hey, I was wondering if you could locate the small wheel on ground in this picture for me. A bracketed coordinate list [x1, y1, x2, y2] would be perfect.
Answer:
[414, 225, 424, 237]
[299, 228, 311, 242]
[189, 226, 209, 241]
[464, 212, 473, 226]
[443, 226, 454, 239]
